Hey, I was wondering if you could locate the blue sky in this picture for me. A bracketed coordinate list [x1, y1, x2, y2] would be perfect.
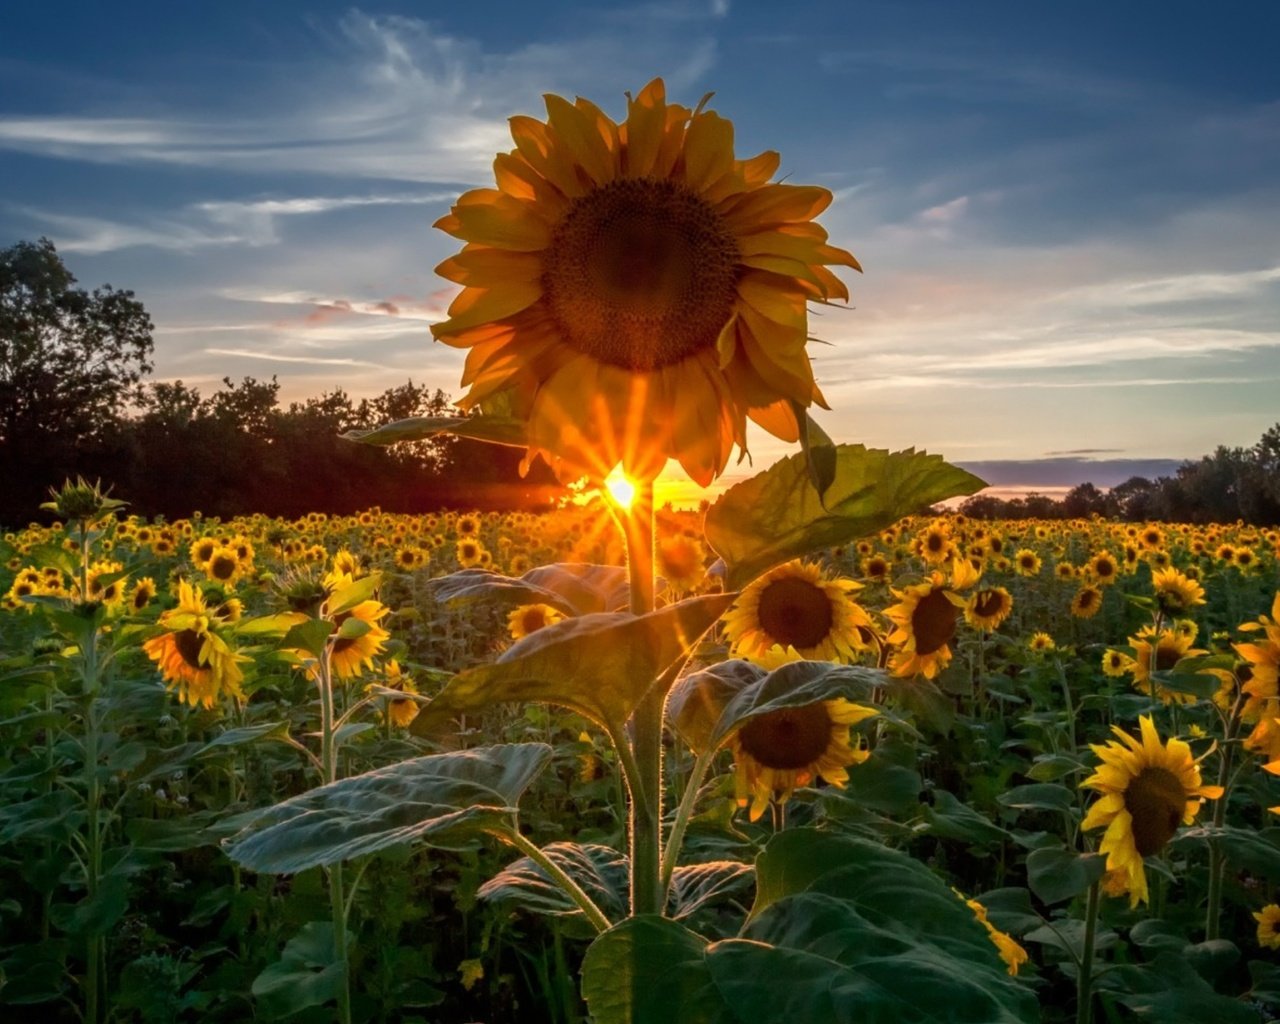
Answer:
[3, 1, 1279, 495]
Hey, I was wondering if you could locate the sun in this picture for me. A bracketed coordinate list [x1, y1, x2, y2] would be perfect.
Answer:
[604, 465, 637, 510]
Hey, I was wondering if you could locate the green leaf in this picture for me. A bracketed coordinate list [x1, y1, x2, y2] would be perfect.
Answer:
[477, 841, 628, 921]
[668, 861, 754, 921]
[1099, 952, 1259, 1024]
[998, 783, 1076, 814]
[1248, 960, 1280, 1006]
[224, 744, 552, 873]
[924, 790, 1011, 844]
[412, 593, 734, 735]
[195, 720, 291, 756]
[252, 922, 345, 1019]
[335, 616, 372, 640]
[325, 572, 383, 616]
[342, 413, 526, 448]
[426, 563, 630, 616]
[236, 612, 309, 637]
[705, 445, 986, 590]
[282, 619, 334, 660]
[581, 916, 732, 1024]
[1025, 847, 1105, 905]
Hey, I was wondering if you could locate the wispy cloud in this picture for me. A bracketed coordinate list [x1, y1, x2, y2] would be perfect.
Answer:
[0, 10, 721, 183]
[205, 347, 395, 370]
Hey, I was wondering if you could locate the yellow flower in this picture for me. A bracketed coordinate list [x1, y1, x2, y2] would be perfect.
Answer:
[1013, 549, 1042, 577]
[1101, 649, 1132, 678]
[1070, 584, 1103, 619]
[722, 560, 873, 665]
[431, 78, 859, 486]
[1151, 567, 1205, 616]
[965, 586, 1013, 632]
[729, 699, 876, 821]
[954, 890, 1029, 977]
[883, 559, 979, 679]
[656, 533, 707, 594]
[507, 602, 565, 640]
[1255, 904, 1280, 949]
[1028, 631, 1056, 654]
[322, 579, 391, 681]
[142, 581, 247, 709]
[1080, 715, 1223, 907]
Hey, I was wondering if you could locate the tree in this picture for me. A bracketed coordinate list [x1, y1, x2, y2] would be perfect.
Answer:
[0, 238, 153, 523]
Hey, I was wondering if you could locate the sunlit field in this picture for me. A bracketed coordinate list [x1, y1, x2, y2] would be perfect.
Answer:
[2, 493, 1278, 1022]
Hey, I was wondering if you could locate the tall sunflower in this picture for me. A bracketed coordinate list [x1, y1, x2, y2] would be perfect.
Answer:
[1080, 715, 1222, 907]
[431, 79, 859, 485]
[722, 560, 873, 664]
[142, 581, 247, 709]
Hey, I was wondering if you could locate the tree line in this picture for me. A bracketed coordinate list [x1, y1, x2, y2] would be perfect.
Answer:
[958, 425, 1280, 524]
[1, 238, 559, 527]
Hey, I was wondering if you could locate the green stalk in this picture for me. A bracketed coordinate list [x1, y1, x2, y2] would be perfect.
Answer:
[660, 746, 717, 898]
[317, 650, 353, 1024]
[502, 830, 611, 934]
[1204, 693, 1242, 942]
[84, 690, 102, 1024]
[622, 482, 662, 917]
[1076, 879, 1101, 1024]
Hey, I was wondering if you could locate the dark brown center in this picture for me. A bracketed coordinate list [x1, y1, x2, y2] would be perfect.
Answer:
[174, 628, 207, 669]
[912, 588, 957, 655]
[756, 577, 834, 650]
[543, 178, 739, 370]
[1125, 767, 1185, 856]
[209, 555, 237, 580]
[973, 590, 1005, 619]
[738, 703, 834, 770]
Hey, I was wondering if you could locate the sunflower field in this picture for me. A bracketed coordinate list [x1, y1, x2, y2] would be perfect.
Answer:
[3, 79, 1280, 1024]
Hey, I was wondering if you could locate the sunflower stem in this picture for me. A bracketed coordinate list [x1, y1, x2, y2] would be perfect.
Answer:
[1076, 879, 1101, 1024]
[660, 746, 716, 898]
[316, 649, 353, 1024]
[623, 481, 663, 917]
[501, 830, 612, 934]
[1204, 695, 1241, 942]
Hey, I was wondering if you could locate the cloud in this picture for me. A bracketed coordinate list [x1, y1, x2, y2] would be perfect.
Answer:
[0, 10, 722, 183]
[205, 347, 395, 370]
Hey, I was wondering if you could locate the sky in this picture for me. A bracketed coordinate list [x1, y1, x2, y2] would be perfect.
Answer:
[3, 1, 1279, 503]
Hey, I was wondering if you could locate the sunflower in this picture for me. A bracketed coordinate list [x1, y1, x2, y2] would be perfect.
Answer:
[1029, 631, 1056, 654]
[1236, 592, 1280, 756]
[1070, 584, 1103, 619]
[130, 577, 157, 612]
[722, 560, 873, 664]
[861, 553, 891, 582]
[189, 536, 218, 570]
[1127, 625, 1210, 705]
[1102, 649, 1133, 678]
[322, 579, 391, 682]
[204, 545, 244, 587]
[1086, 551, 1119, 586]
[656, 533, 707, 593]
[1255, 905, 1280, 950]
[1151, 567, 1205, 616]
[456, 539, 487, 569]
[376, 659, 420, 729]
[883, 559, 979, 679]
[142, 580, 247, 708]
[955, 890, 1029, 977]
[915, 522, 954, 566]
[1080, 715, 1223, 907]
[729, 699, 876, 821]
[431, 78, 859, 486]
[1008, 552, 1039, 576]
[508, 602, 565, 640]
[965, 586, 1013, 632]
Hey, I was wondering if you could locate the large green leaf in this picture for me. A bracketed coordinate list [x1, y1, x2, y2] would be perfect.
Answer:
[583, 830, 1036, 1024]
[705, 445, 986, 589]
[224, 743, 552, 873]
[426, 563, 631, 616]
[581, 916, 734, 1024]
[1098, 952, 1259, 1024]
[412, 593, 734, 735]
[477, 841, 629, 921]
[251, 922, 346, 1019]
[342, 413, 526, 448]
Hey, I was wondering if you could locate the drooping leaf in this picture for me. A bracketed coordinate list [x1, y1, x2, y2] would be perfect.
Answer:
[705, 445, 986, 589]
[1025, 846, 1105, 905]
[426, 563, 631, 616]
[923, 790, 1011, 845]
[412, 593, 735, 735]
[998, 783, 1076, 814]
[477, 841, 628, 922]
[224, 744, 552, 873]
[794, 405, 837, 502]
[1098, 951, 1260, 1024]
[342, 413, 526, 448]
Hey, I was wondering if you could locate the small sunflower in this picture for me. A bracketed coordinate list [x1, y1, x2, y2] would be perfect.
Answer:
[656, 533, 707, 594]
[965, 586, 1013, 632]
[142, 581, 247, 709]
[729, 699, 877, 821]
[508, 602, 565, 640]
[1128, 625, 1211, 705]
[1151, 567, 1205, 617]
[883, 559, 979, 679]
[377, 660, 421, 729]
[1256, 904, 1280, 950]
[1086, 551, 1119, 586]
[322, 580, 391, 682]
[1102, 649, 1133, 678]
[722, 560, 872, 664]
[456, 539, 487, 569]
[1080, 715, 1222, 907]
[1028, 631, 1056, 654]
[431, 78, 859, 485]
[1070, 584, 1103, 619]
